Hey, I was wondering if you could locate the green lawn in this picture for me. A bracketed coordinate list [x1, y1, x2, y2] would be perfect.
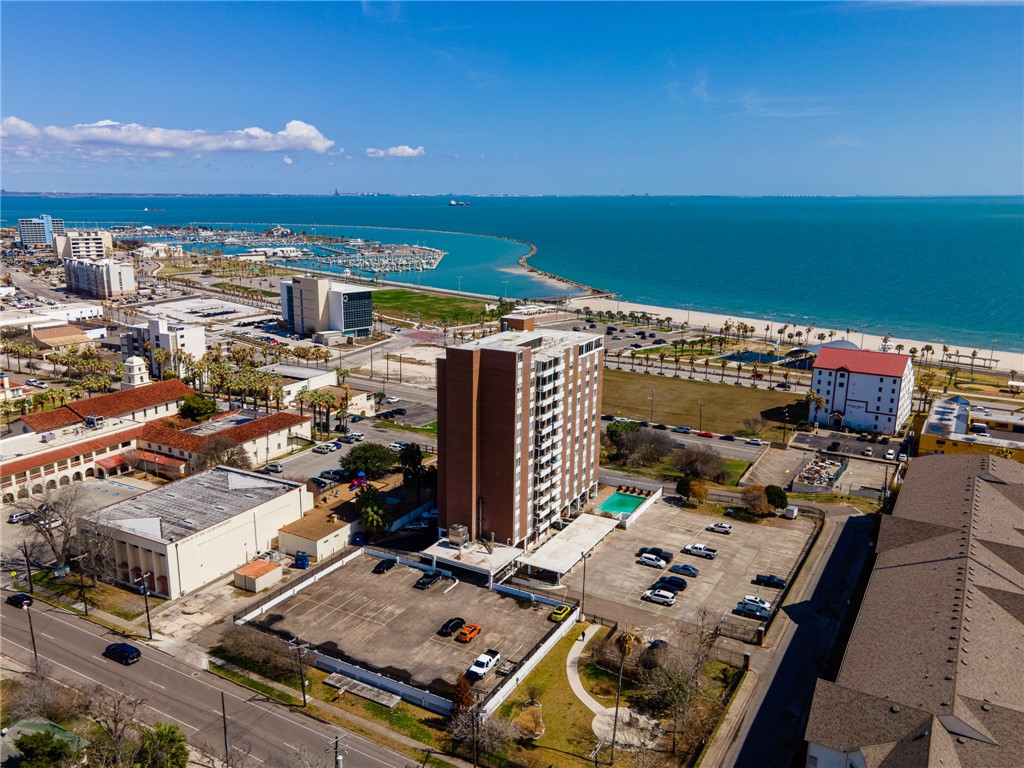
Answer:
[29, 570, 164, 621]
[602, 368, 806, 436]
[376, 420, 439, 438]
[371, 289, 489, 324]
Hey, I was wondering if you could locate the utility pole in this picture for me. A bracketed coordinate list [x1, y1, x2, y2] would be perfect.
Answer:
[136, 572, 153, 639]
[25, 604, 39, 669]
[291, 641, 309, 706]
[326, 736, 346, 768]
[580, 551, 589, 620]
[698, 400, 704, 434]
[649, 389, 655, 421]
[21, 542, 34, 593]
[221, 692, 230, 765]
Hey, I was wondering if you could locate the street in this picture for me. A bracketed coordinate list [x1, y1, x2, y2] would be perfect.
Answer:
[1, 599, 415, 768]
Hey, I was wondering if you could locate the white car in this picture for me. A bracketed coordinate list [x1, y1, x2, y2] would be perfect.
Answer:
[741, 595, 771, 611]
[385, 396, 401, 404]
[745, 438, 765, 446]
[898, 453, 908, 462]
[706, 522, 733, 535]
[884, 449, 896, 460]
[642, 589, 676, 606]
[312, 444, 332, 454]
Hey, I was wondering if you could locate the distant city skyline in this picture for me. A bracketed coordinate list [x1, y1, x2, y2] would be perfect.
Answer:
[2, 2, 1021, 196]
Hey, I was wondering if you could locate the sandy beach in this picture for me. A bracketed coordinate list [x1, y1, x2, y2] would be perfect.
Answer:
[566, 296, 1024, 374]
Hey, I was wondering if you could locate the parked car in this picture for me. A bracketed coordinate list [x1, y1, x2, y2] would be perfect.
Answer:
[548, 604, 572, 622]
[741, 595, 772, 611]
[385, 396, 401, 404]
[6, 593, 32, 609]
[350, 415, 364, 423]
[414, 570, 442, 590]
[706, 522, 733, 535]
[8, 511, 32, 524]
[697, 431, 715, 438]
[456, 623, 482, 643]
[745, 438, 765, 446]
[265, 463, 284, 473]
[465, 649, 500, 679]
[637, 546, 674, 563]
[388, 442, 407, 452]
[670, 564, 699, 577]
[405, 519, 431, 531]
[682, 543, 718, 559]
[898, 453, 908, 462]
[312, 444, 332, 454]
[719, 434, 736, 442]
[733, 603, 770, 620]
[439, 617, 466, 637]
[827, 441, 841, 452]
[672, 425, 692, 434]
[638, 553, 667, 569]
[654, 575, 688, 591]
[862, 448, 873, 456]
[641, 589, 676, 606]
[104, 642, 142, 665]
[601, 414, 615, 421]
[309, 477, 329, 489]
[753, 574, 788, 589]
[372, 559, 397, 574]
[885, 449, 896, 460]
[652, 424, 667, 430]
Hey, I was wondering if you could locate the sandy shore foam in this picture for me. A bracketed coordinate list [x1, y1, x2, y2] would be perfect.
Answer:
[566, 296, 1024, 374]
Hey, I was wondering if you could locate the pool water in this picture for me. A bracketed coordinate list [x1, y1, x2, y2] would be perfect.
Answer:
[598, 492, 646, 515]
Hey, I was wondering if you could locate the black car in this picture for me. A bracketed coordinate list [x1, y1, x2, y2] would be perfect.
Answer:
[639, 420, 650, 427]
[719, 434, 737, 441]
[350, 415, 363, 423]
[652, 424, 667, 430]
[104, 642, 142, 665]
[309, 477, 328, 489]
[655, 575, 688, 591]
[373, 558, 397, 574]
[6, 593, 32, 609]
[827, 441, 841, 452]
[438, 617, 466, 637]
[394, 407, 407, 416]
[414, 570, 442, 590]
[753, 574, 788, 589]
[601, 414, 615, 421]
[650, 580, 679, 594]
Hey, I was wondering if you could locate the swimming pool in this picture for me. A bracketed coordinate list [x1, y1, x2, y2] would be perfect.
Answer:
[598, 492, 646, 515]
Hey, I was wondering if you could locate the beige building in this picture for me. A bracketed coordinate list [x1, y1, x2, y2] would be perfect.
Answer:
[278, 509, 354, 560]
[279, 276, 373, 337]
[53, 229, 113, 260]
[437, 327, 604, 548]
[30, 324, 96, 353]
[80, 466, 312, 599]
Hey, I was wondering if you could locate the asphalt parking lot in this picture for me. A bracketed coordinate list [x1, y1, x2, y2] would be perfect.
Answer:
[561, 502, 814, 634]
[253, 554, 557, 696]
[792, 430, 909, 461]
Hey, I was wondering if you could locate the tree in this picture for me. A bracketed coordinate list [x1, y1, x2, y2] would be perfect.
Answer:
[611, 626, 643, 762]
[193, 435, 253, 471]
[355, 483, 389, 533]
[741, 485, 773, 517]
[606, 419, 642, 455]
[13, 483, 91, 566]
[742, 417, 767, 435]
[764, 485, 788, 510]
[340, 442, 397, 479]
[179, 393, 217, 422]
[448, 710, 515, 762]
[13, 730, 78, 768]
[137, 722, 189, 768]
[451, 674, 474, 713]
[398, 442, 425, 502]
[675, 475, 693, 499]
[689, 479, 708, 505]
[89, 685, 146, 768]
[672, 446, 728, 483]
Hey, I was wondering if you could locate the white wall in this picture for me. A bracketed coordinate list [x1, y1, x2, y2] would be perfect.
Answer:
[812, 361, 914, 435]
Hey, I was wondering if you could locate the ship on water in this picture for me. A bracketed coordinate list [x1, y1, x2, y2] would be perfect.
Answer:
[449, 199, 469, 206]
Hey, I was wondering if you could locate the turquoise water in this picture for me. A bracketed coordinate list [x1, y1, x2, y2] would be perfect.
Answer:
[598, 492, 646, 515]
[2, 195, 1020, 351]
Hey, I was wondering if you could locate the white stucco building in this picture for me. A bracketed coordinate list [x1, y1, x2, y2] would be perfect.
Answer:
[79, 466, 313, 599]
[121, 317, 206, 377]
[810, 348, 914, 435]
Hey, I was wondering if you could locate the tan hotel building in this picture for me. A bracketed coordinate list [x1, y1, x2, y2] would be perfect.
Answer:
[437, 325, 604, 548]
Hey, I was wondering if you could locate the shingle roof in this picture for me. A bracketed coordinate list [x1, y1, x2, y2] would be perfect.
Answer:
[813, 347, 911, 378]
[805, 455, 1024, 766]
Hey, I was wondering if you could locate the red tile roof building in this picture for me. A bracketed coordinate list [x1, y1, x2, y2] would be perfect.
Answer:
[811, 348, 914, 435]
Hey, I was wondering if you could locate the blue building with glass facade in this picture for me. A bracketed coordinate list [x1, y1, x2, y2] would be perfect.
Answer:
[17, 214, 65, 246]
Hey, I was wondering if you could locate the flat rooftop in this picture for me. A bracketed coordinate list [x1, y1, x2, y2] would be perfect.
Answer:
[517, 514, 620, 575]
[184, 409, 263, 437]
[422, 539, 521, 575]
[1, 415, 140, 461]
[923, 396, 1024, 448]
[257, 363, 334, 381]
[456, 328, 602, 357]
[88, 466, 301, 543]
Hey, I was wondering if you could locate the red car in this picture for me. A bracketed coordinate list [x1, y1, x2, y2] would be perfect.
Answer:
[697, 431, 715, 438]
[456, 623, 482, 643]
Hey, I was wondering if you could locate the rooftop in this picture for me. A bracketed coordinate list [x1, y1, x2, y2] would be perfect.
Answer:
[517, 514, 620, 574]
[813, 346, 911, 378]
[805, 454, 1024, 766]
[140, 410, 309, 453]
[18, 379, 194, 430]
[421, 538, 521, 576]
[257, 363, 337, 381]
[235, 560, 282, 578]
[455, 328, 603, 357]
[1, 421, 144, 478]
[279, 509, 355, 541]
[923, 396, 1024, 449]
[86, 466, 303, 543]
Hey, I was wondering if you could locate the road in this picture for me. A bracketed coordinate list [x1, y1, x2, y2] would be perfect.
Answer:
[725, 510, 877, 768]
[1, 599, 415, 768]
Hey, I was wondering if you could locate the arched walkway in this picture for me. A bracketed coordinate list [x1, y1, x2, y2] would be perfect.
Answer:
[59, 476, 70, 486]
[73, 472, 83, 481]
[46, 479, 58, 490]
[2, 493, 14, 504]
[85, 468, 95, 478]
[17, 488, 29, 499]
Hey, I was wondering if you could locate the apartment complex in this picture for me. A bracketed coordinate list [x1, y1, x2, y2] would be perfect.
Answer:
[279, 276, 373, 337]
[121, 317, 206, 377]
[17, 214, 65, 246]
[437, 328, 604, 548]
[804, 454, 1024, 767]
[809, 347, 914, 435]
[60, 231, 135, 299]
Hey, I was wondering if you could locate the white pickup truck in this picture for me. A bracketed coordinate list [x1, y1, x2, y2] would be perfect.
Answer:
[466, 649, 501, 680]
[683, 543, 719, 560]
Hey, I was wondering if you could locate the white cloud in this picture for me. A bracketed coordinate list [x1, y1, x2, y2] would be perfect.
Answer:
[2, 116, 335, 155]
[1, 116, 40, 138]
[365, 145, 425, 159]
[282, 155, 294, 165]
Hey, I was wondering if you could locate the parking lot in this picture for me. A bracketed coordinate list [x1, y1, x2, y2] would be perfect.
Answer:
[792, 429, 909, 462]
[252, 554, 557, 696]
[561, 502, 814, 635]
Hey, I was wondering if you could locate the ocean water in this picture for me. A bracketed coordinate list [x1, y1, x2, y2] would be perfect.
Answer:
[2, 195, 1021, 352]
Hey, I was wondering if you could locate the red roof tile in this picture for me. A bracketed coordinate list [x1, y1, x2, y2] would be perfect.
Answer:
[813, 348, 911, 378]
[63, 379, 194, 420]
[20, 408, 84, 432]
[1, 426, 144, 480]
[139, 411, 310, 455]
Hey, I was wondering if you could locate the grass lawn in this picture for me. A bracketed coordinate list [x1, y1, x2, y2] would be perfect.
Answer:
[29, 571, 164, 621]
[376, 420, 439, 438]
[496, 625, 612, 768]
[212, 282, 277, 297]
[371, 289, 489, 324]
[602, 368, 805, 436]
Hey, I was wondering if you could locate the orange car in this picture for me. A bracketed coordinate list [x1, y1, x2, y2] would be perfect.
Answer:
[455, 623, 481, 643]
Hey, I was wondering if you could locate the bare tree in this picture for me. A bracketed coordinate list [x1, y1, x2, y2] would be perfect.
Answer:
[122, 448, 143, 471]
[88, 685, 146, 768]
[193, 435, 253, 471]
[742, 417, 767, 436]
[672, 446, 728, 483]
[217, 625, 297, 682]
[5, 665, 90, 724]
[741, 485, 773, 517]
[14, 483, 92, 566]
[448, 710, 515, 760]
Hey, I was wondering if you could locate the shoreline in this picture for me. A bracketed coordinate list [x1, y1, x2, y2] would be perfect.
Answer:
[565, 296, 1024, 374]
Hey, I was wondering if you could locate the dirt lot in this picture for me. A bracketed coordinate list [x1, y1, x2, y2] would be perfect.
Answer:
[560, 502, 815, 638]
[253, 554, 558, 697]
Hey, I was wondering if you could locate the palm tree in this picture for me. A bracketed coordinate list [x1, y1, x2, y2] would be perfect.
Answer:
[610, 626, 643, 763]
[735, 362, 743, 383]
[152, 347, 170, 379]
[704, 358, 711, 381]
[629, 350, 637, 370]
[720, 359, 728, 382]
[969, 349, 979, 375]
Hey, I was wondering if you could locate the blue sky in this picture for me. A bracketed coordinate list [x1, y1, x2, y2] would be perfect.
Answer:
[2, 2, 1021, 195]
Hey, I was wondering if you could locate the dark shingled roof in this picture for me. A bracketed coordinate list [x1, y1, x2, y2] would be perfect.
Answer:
[805, 454, 1024, 767]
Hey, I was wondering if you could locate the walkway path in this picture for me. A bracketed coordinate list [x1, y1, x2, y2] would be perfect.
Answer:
[566, 623, 657, 749]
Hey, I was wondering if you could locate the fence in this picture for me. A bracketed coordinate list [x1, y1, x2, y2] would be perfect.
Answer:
[312, 651, 454, 716]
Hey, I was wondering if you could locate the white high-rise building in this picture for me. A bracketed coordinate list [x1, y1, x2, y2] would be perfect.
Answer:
[437, 319, 604, 548]
[810, 348, 914, 435]
[59, 231, 134, 299]
[54, 229, 113, 260]
[121, 318, 206, 378]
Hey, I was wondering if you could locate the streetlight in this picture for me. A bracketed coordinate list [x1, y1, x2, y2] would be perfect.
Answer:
[580, 551, 591, 620]
[135, 572, 153, 639]
[502, 280, 509, 300]
[698, 400, 704, 433]
[649, 389, 655, 421]
[25, 603, 40, 670]
[290, 640, 310, 707]
[457, 275, 463, 293]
